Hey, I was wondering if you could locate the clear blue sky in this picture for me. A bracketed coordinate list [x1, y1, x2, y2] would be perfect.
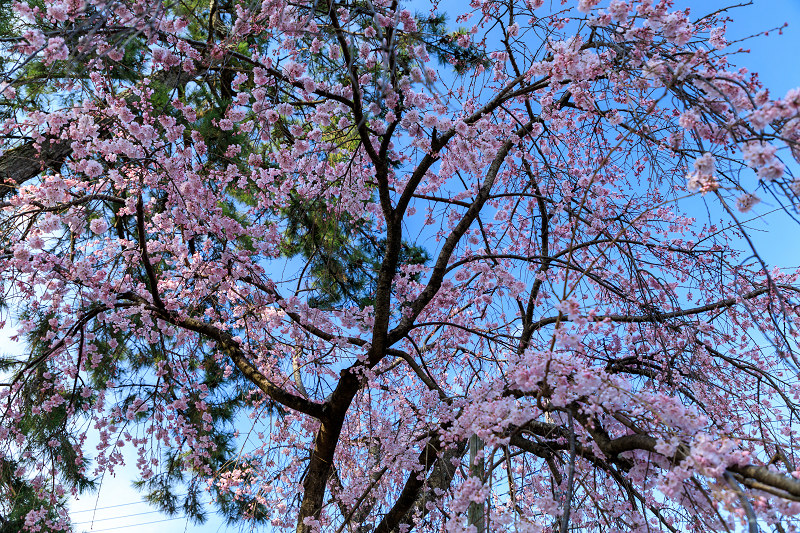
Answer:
[55, 0, 800, 531]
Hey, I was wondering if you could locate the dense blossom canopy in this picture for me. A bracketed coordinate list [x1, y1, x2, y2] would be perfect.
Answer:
[2, 0, 800, 531]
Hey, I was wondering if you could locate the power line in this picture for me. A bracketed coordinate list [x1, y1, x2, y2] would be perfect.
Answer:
[71, 494, 201, 514]
[70, 500, 153, 514]
[75, 515, 190, 532]
[73, 509, 162, 525]
[74, 501, 212, 525]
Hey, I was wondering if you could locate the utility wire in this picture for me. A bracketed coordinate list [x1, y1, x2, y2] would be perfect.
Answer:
[73, 509, 163, 525]
[71, 494, 197, 513]
[70, 499, 158, 513]
[75, 515, 190, 532]
[71, 495, 219, 531]
[74, 501, 212, 525]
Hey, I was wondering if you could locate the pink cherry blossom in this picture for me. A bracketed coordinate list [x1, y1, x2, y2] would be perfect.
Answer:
[1, 2, 800, 533]
[736, 193, 761, 212]
[89, 218, 108, 234]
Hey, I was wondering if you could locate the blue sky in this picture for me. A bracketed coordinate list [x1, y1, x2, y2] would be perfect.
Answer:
[14, 0, 800, 531]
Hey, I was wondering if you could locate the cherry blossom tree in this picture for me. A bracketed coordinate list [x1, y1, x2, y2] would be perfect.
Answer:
[3, 0, 800, 531]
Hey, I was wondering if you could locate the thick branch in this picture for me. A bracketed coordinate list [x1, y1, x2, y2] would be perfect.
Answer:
[0, 141, 74, 197]
[140, 304, 325, 418]
[136, 195, 165, 310]
[373, 438, 468, 533]
[591, 429, 800, 500]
